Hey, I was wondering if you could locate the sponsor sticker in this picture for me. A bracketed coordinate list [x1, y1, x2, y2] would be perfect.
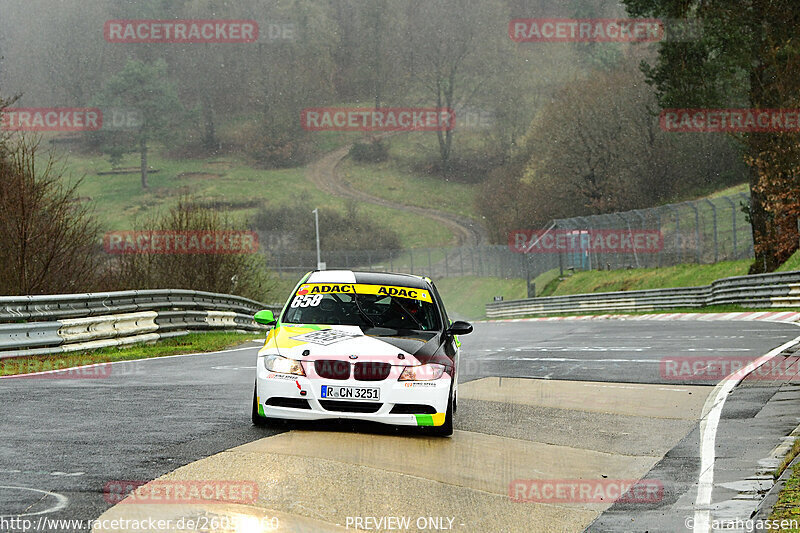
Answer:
[290, 329, 362, 346]
[266, 373, 297, 380]
[296, 284, 433, 303]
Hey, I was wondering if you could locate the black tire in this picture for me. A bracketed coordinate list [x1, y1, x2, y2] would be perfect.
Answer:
[431, 389, 454, 437]
[251, 380, 267, 426]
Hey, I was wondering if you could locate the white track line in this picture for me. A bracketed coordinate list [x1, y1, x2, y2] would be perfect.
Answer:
[693, 334, 800, 533]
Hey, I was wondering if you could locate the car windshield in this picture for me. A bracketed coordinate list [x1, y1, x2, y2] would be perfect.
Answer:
[282, 285, 440, 331]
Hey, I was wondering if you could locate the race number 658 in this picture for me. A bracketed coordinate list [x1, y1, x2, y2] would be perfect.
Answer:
[291, 294, 323, 308]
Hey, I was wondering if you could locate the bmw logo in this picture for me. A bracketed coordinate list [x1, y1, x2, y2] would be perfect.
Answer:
[349, 355, 358, 360]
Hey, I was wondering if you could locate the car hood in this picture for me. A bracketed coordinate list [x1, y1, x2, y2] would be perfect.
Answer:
[262, 324, 445, 366]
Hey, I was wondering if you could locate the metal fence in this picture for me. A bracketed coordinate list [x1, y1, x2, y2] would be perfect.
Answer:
[550, 191, 754, 270]
[267, 192, 755, 284]
[269, 246, 560, 281]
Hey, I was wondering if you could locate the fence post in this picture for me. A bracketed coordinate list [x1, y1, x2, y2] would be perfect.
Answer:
[703, 199, 718, 263]
[684, 202, 700, 263]
[739, 192, 753, 255]
[667, 204, 680, 263]
[617, 213, 640, 268]
[633, 210, 647, 266]
[656, 210, 662, 268]
[471, 248, 476, 276]
[722, 195, 737, 259]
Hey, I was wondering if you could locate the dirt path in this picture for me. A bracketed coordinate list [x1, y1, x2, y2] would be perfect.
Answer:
[304, 145, 488, 247]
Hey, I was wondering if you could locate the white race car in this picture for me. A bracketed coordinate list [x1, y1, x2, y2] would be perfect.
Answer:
[251, 270, 472, 436]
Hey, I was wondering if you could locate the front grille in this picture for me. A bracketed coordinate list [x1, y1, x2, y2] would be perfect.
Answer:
[319, 400, 382, 413]
[390, 404, 437, 415]
[265, 397, 311, 409]
[353, 361, 392, 381]
[314, 360, 350, 380]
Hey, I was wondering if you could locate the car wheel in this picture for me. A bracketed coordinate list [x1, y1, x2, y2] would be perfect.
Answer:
[431, 388, 454, 437]
[251, 380, 267, 426]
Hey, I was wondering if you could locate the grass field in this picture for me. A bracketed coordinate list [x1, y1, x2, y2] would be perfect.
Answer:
[435, 276, 527, 320]
[769, 455, 800, 532]
[542, 260, 754, 296]
[778, 250, 800, 272]
[337, 132, 496, 222]
[59, 146, 455, 248]
[339, 158, 476, 219]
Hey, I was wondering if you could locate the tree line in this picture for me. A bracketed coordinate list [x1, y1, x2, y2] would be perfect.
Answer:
[0, 0, 796, 273]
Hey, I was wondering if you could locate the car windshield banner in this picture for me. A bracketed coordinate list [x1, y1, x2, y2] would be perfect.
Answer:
[296, 283, 433, 303]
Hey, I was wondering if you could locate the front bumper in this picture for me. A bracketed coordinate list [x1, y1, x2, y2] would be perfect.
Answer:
[255, 366, 450, 427]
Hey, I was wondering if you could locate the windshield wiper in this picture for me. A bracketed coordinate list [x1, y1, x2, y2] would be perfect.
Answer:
[394, 300, 425, 330]
[351, 292, 376, 329]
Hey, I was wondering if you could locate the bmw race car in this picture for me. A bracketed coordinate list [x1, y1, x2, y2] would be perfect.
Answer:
[251, 270, 472, 436]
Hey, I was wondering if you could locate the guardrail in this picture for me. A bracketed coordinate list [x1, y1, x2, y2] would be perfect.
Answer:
[486, 271, 800, 319]
[0, 289, 281, 359]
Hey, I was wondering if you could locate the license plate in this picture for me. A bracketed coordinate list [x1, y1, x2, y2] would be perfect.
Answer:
[320, 385, 380, 401]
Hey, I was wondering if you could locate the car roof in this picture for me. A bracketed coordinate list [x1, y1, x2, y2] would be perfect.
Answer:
[305, 270, 430, 289]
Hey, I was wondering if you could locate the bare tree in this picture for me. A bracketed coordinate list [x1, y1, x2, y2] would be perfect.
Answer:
[0, 135, 101, 295]
[409, 0, 509, 170]
[109, 198, 276, 302]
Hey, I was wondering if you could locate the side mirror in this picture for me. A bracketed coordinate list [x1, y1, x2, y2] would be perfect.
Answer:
[254, 309, 276, 325]
[447, 320, 473, 336]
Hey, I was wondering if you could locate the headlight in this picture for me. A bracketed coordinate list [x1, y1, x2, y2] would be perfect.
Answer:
[263, 354, 305, 376]
[398, 363, 445, 381]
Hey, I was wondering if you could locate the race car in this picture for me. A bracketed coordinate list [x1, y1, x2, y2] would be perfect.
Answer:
[251, 270, 472, 436]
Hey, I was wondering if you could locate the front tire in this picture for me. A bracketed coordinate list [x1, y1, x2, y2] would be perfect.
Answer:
[431, 389, 454, 437]
[251, 380, 267, 426]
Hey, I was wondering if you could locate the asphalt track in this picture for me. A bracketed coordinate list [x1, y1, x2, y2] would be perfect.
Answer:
[1, 319, 799, 532]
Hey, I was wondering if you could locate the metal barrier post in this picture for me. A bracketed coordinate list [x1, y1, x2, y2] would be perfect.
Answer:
[722, 196, 737, 259]
[704, 199, 718, 263]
